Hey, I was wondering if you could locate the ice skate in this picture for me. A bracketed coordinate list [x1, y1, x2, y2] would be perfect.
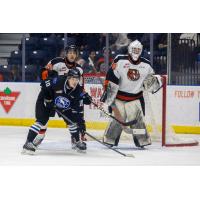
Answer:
[71, 140, 87, 153]
[21, 141, 37, 155]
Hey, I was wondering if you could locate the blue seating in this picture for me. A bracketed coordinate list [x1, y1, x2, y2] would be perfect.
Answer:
[25, 37, 39, 50]
[8, 50, 22, 65]
[24, 65, 39, 81]
[0, 65, 14, 81]
[56, 37, 77, 49]
[39, 37, 58, 58]
[28, 50, 47, 66]
[197, 53, 200, 62]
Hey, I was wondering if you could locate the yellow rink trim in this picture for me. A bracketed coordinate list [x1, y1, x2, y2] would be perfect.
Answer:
[0, 118, 108, 130]
[0, 118, 199, 134]
[172, 125, 200, 134]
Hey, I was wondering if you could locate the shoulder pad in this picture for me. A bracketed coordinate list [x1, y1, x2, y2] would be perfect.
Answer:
[76, 63, 82, 68]
[140, 57, 151, 65]
[50, 57, 65, 65]
[113, 54, 129, 63]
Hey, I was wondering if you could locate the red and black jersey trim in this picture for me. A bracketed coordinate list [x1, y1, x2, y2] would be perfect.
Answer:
[116, 90, 143, 101]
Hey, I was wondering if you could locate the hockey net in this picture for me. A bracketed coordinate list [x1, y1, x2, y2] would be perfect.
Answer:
[84, 74, 198, 147]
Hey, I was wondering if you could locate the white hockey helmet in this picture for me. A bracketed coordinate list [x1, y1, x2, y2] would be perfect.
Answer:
[128, 40, 143, 61]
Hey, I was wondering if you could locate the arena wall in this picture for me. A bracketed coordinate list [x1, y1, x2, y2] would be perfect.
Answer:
[0, 82, 199, 134]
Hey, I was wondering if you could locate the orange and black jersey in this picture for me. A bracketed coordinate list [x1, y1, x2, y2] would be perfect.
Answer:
[40, 57, 83, 81]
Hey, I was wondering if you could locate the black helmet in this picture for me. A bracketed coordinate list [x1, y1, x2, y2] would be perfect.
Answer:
[67, 68, 81, 79]
[65, 45, 79, 54]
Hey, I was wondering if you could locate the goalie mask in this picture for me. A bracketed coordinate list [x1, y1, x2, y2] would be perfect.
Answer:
[128, 40, 143, 61]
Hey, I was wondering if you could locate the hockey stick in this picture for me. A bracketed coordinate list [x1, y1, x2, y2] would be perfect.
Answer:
[90, 99, 137, 127]
[84, 74, 137, 127]
[55, 108, 135, 158]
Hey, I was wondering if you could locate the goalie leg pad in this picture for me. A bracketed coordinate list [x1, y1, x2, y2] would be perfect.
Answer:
[124, 100, 152, 147]
[103, 99, 126, 146]
[124, 100, 145, 129]
[133, 130, 151, 147]
[103, 120, 123, 146]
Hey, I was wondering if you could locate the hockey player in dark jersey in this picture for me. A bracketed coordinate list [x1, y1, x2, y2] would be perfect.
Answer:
[22, 45, 86, 154]
[22, 68, 91, 154]
[42, 46, 86, 136]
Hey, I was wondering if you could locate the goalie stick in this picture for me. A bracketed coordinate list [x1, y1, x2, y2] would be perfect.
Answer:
[55, 108, 135, 158]
[89, 98, 137, 127]
[84, 74, 137, 127]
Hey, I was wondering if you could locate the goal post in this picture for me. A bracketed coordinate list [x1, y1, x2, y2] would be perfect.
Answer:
[161, 76, 198, 147]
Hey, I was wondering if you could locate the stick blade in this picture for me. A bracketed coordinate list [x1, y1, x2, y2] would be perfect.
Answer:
[125, 154, 135, 158]
[123, 119, 137, 126]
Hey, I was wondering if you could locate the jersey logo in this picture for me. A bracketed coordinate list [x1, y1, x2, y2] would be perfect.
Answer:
[53, 77, 58, 84]
[55, 96, 70, 109]
[123, 63, 130, 68]
[127, 69, 140, 81]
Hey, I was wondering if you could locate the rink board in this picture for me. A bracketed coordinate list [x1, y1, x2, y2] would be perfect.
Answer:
[0, 82, 200, 134]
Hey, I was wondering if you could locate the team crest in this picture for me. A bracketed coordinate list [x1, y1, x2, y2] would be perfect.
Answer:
[127, 69, 140, 81]
[55, 96, 70, 109]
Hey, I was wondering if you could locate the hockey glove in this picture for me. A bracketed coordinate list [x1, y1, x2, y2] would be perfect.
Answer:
[100, 90, 107, 102]
[80, 92, 92, 105]
[44, 99, 56, 117]
[44, 99, 54, 109]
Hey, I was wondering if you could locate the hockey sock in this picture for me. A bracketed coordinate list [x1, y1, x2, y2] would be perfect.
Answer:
[69, 124, 80, 142]
[27, 122, 43, 143]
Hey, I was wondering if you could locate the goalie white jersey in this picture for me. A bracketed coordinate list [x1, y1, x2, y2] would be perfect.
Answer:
[105, 55, 155, 102]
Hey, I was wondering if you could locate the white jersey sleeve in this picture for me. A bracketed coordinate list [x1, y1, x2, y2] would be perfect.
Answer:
[46, 57, 69, 75]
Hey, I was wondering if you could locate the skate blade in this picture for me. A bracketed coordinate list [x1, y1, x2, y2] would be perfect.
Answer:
[76, 149, 86, 153]
[21, 149, 35, 155]
[71, 147, 86, 153]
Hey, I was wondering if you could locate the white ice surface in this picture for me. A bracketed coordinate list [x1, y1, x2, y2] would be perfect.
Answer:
[0, 126, 200, 165]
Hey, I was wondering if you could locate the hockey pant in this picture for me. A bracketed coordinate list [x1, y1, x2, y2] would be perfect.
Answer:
[103, 98, 151, 147]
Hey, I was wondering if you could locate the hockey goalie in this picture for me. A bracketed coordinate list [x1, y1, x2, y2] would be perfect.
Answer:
[101, 40, 163, 148]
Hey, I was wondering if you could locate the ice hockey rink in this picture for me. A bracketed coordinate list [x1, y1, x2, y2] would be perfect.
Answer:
[0, 125, 200, 166]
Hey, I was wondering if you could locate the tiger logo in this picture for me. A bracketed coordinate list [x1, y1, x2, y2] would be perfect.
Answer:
[127, 69, 140, 81]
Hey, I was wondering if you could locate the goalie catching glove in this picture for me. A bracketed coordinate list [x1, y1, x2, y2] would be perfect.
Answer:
[143, 74, 163, 93]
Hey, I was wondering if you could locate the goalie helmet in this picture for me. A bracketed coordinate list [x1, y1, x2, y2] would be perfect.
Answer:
[128, 40, 143, 61]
